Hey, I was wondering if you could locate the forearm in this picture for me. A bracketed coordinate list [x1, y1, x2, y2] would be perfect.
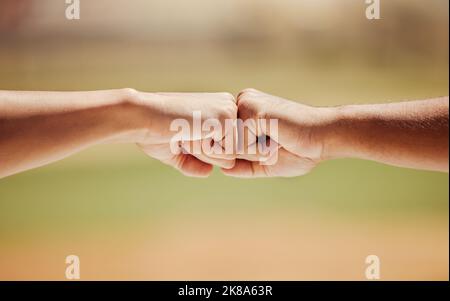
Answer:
[320, 97, 449, 172]
[0, 89, 146, 178]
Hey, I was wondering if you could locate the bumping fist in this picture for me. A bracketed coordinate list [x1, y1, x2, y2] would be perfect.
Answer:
[140, 88, 333, 178]
[135, 91, 238, 178]
[221, 89, 329, 178]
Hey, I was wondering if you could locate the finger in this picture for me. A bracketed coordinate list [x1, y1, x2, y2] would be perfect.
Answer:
[237, 137, 280, 164]
[181, 140, 235, 169]
[237, 88, 261, 99]
[191, 152, 235, 169]
[140, 143, 213, 178]
[202, 127, 237, 161]
[237, 89, 278, 139]
[221, 159, 267, 178]
[177, 154, 213, 178]
[203, 137, 237, 160]
[236, 93, 268, 140]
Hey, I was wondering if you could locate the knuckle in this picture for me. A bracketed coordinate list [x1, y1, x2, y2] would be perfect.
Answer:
[220, 92, 235, 101]
[217, 108, 233, 123]
[218, 103, 237, 120]
[119, 88, 139, 102]
[231, 104, 238, 117]
[237, 97, 253, 111]
[243, 88, 258, 93]
[238, 88, 258, 98]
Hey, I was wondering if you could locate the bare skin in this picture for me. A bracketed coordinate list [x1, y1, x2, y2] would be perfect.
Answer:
[0, 88, 448, 179]
[222, 89, 449, 178]
[0, 89, 236, 178]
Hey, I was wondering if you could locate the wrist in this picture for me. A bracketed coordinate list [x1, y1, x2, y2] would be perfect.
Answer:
[316, 104, 369, 161]
[102, 88, 156, 144]
[310, 105, 350, 161]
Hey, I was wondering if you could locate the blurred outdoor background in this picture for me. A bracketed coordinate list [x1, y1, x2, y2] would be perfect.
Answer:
[0, 0, 448, 280]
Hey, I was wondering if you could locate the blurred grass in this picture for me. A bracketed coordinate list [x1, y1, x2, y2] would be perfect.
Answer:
[1, 41, 448, 101]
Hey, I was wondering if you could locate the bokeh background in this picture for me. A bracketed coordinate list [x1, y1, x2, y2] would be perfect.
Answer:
[0, 0, 448, 280]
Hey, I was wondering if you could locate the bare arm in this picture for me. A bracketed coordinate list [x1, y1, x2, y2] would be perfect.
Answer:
[0, 89, 148, 178]
[0, 89, 236, 179]
[222, 90, 448, 178]
[321, 97, 449, 172]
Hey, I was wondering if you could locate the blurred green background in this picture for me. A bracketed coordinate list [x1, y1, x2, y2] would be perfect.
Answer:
[0, 0, 448, 280]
